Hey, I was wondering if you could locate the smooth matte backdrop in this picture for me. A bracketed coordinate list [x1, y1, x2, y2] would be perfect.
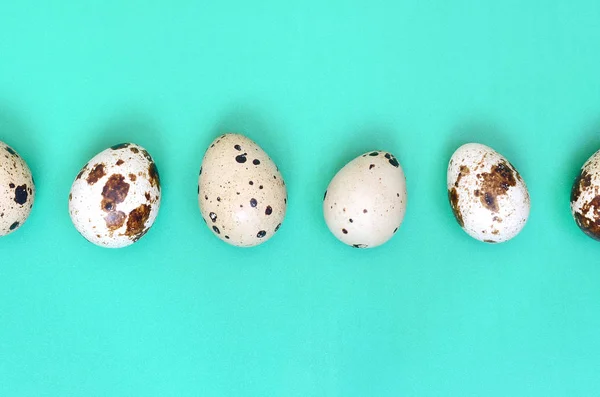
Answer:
[1, 1, 600, 396]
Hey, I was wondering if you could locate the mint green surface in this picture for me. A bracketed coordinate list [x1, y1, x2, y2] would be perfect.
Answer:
[2, 1, 600, 395]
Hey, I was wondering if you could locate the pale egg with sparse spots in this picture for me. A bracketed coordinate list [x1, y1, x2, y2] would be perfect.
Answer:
[0, 141, 35, 236]
[198, 133, 287, 247]
[68, 143, 161, 248]
[447, 143, 529, 243]
[323, 150, 407, 249]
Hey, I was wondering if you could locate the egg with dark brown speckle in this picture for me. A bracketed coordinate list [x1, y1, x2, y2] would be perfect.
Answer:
[198, 133, 287, 247]
[69, 143, 161, 248]
[447, 143, 529, 243]
[0, 141, 35, 236]
[571, 149, 600, 240]
[323, 150, 407, 248]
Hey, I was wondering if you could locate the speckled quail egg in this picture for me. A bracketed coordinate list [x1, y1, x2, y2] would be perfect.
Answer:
[323, 151, 407, 249]
[570, 149, 600, 240]
[447, 143, 530, 243]
[0, 141, 35, 236]
[69, 143, 161, 248]
[198, 133, 287, 247]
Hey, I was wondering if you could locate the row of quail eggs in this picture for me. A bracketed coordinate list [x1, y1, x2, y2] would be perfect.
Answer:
[2, 136, 600, 247]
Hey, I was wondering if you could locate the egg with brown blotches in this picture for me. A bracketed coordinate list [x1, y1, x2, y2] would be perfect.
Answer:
[198, 133, 287, 247]
[0, 141, 35, 236]
[570, 149, 600, 240]
[447, 143, 530, 243]
[323, 150, 407, 249]
[68, 143, 161, 248]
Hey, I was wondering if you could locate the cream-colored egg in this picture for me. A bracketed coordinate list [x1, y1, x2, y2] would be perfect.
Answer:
[198, 134, 287, 247]
[570, 149, 600, 240]
[69, 143, 161, 248]
[0, 141, 35, 236]
[323, 151, 407, 248]
[447, 143, 529, 243]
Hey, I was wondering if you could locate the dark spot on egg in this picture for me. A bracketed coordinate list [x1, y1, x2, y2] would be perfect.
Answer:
[130, 146, 139, 154]
[205, 195, 208, 200]
[141, 149, 153, 162]
[250, 198, 257, 207]
[9, 183, 14, 188]
[454, 165, 470, 187]
[573, 195, 600, 240]
[100, 174, 130, 212]
[265, 206, 272, 215]
[111, 143, 130, 150]
[369, 164, 375, 170]
[124, 204, 152, 241]
[234, 144, 241, 151]
[323, 190, 327, 200]
[116, 159, 124, 166]
[448, 187, 464, 227]
[69, 193, 72, 201]
[478, 161, 517, 213]
[225, 235, 230, 239]
[259, 185, 263, 189]
[104, 210, 127, 230]
[571, 169, 592, 203]
[217, 197, 221, 202]
[352, 244, 368, 248]
[393, 227, 398, 233]
[249, 181, 254, 185]
[275, 223, 281, 232]
[236, 154, 247, 163]
[5, 146, 16, 156]
[14, 185, 28, 205]
[387, 153, 399, 167]
[349, 218, 353, 223]
[9, 221, 19, 230]
[363, 209, 368, 214]
[212, 225, 220, 234]
[369, 152, 379, 156]
[129, 173, 137, 182]
[86, 163, 106, 185]
[209, 212, 217, 222]
[257, 230, 266, 238]
[145, 192, 151, 201]
[148, 162, 160, 189]
[342, 228, 348, 234]
[253, 159, 260, 165]
[483, 239, 497, 243]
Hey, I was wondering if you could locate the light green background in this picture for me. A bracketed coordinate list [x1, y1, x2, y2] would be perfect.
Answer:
[1, 1, 600, 396]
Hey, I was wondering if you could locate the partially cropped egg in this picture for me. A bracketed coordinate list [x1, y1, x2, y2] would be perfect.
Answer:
[69, 143, 161, 248]
[323, 151, 407, 248]
[447, 143, 529, 243]
[0, 141, 35, 236]
[198, 133, 287, 247]
[570, 149, 600, 240]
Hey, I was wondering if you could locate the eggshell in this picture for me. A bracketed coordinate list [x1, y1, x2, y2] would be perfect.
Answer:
[198, 134, 287, 247]
[447, 143, 529, 243]
[69, 143, 161, 248]
[0, 141, 35, 236]
[570, 149, 600, 240]
[323, 150, 407, 248]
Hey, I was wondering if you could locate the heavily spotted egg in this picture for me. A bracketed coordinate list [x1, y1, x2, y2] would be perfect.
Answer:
[69, 143, 161, 248]
[447, 143, 530, 243]
[570, 149, 600, 240]
[198, 134, 287, 247]
[0, 141, 35, 236]
[323, 151, 407, 249]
